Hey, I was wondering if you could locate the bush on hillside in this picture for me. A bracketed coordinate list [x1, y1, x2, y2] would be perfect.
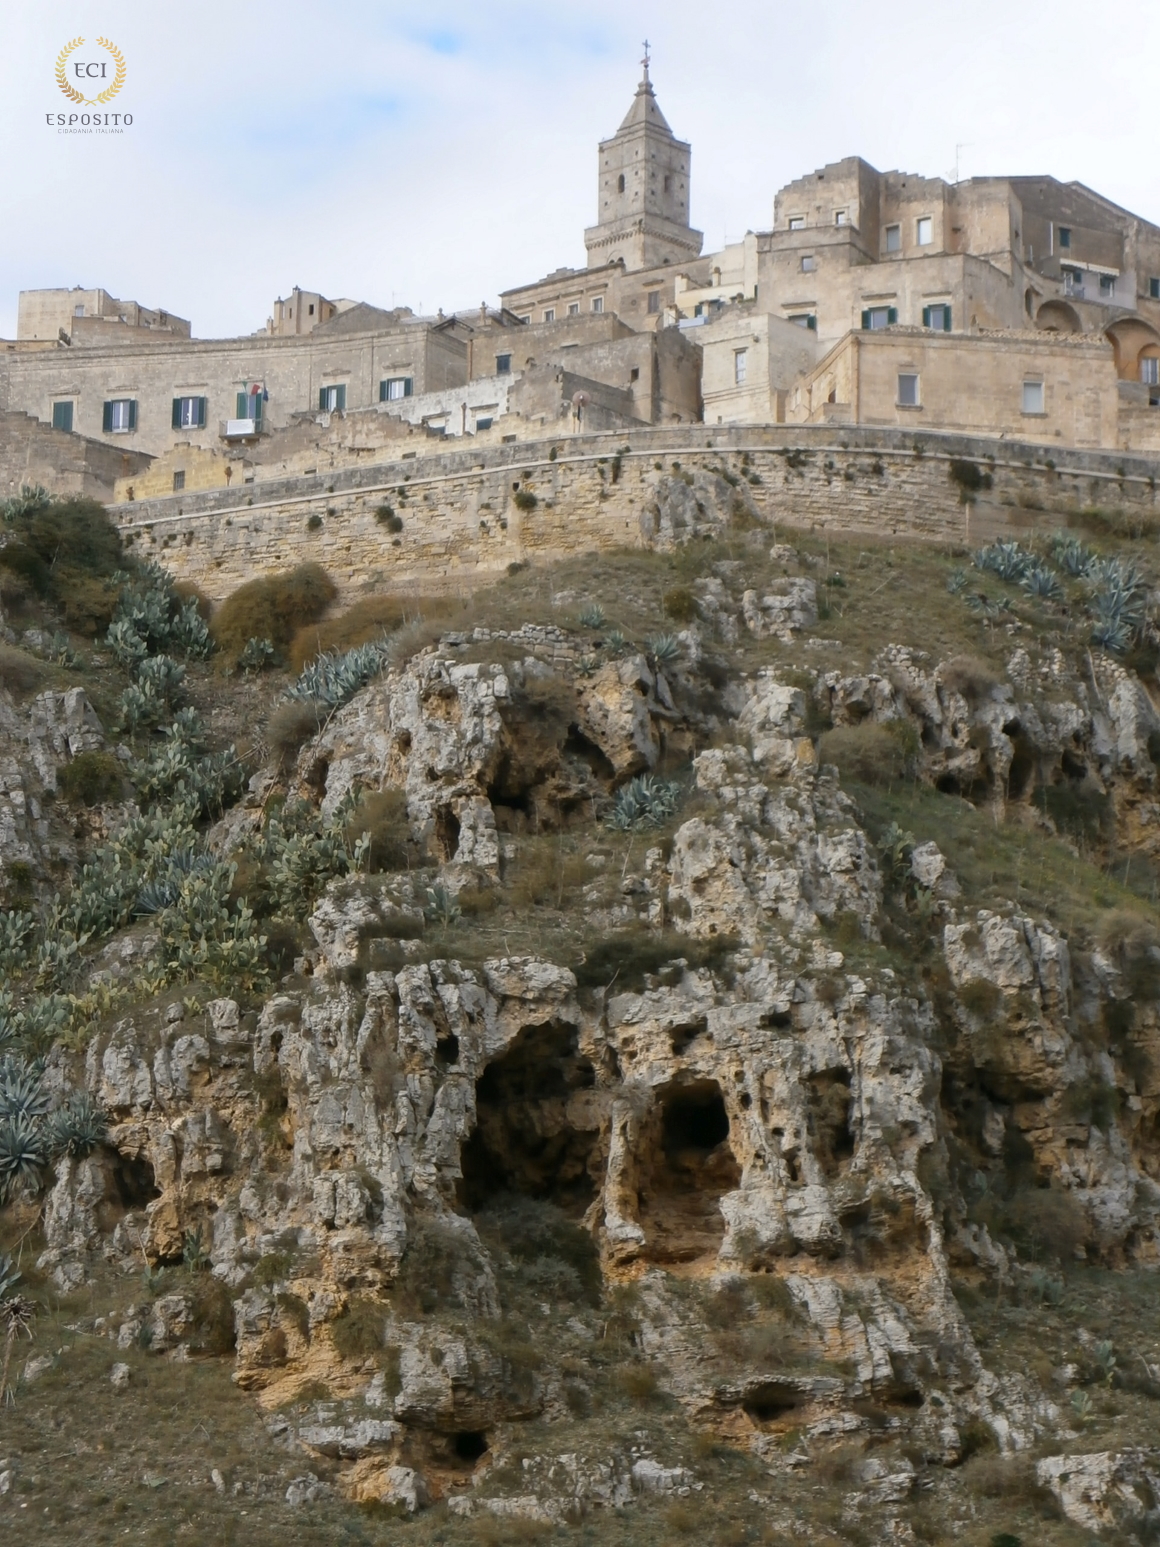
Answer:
[57, 750, 123, 807]
[817, 720, 916, 786]
[343, 788, 410, 872]
[211, 563, 337, 665]
[0, 643, 50, 698]
[0, 487, 126, 635]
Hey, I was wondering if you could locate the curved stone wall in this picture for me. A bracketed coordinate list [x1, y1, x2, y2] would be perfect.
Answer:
[113, 423, 1160, 602]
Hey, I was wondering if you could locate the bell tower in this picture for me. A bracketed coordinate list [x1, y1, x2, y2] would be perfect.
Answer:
[584, 49, 703, 272]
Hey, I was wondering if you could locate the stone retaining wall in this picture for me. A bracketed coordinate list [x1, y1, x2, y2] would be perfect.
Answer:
[113, 424, 1160, 602]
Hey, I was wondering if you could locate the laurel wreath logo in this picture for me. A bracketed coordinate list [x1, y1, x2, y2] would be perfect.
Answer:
[55, 36, 126, 107]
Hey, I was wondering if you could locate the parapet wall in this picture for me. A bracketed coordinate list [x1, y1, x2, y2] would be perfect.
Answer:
[113, 424, 1160, 603]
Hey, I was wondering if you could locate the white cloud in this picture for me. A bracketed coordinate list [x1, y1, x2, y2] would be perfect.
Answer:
[2, 0, 1158, 338]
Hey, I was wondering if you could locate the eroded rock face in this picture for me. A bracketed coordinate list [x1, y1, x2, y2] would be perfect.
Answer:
[33, 628, 1160, 1511]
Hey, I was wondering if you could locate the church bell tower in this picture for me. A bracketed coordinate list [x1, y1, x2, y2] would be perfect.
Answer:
[584, 50, 703, 272]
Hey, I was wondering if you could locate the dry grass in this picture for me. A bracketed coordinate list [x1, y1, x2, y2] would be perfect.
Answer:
[0, 641, 50, 697]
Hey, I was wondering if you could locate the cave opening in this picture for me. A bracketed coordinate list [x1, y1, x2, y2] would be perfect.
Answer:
[562, 724, 617, 783]
[112, 1152, 161, 1210]
[459, 1020, 599, 1217]
[637, 1079, 740, 1264]
[433, 805, 461, 862]
[453, 1430, 489, 1462]
[806, 1069, 854, 1176]
[742, 1381, 803, 1426]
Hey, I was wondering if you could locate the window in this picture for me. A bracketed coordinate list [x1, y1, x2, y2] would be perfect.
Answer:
[664, 174, 672, 193]
[788, 313, 817, 330]
[629, 366, 640, 382]
[897, 372, 919, 407]
[1150, 278, 1160, 300]
[801, 254, 816, 272]
[51, 401, 73, 433]
[1141, 357, 1160, 385]
[788, 216, 804, 230]
[495, 354, 511, 376]
[171, 396, 207, 430]
[103, 398, 137, 433]
[861, 306, 897, 329]
[567, 302, 579, 316]
[922, 304, 951, 331]
[518, 314, 531, 324]
[591, 296, 604, 313]
[1063, 266, 1084, 297]
[235, 390, 264, 424]
[617, 174, 625, 193]
[1099, 273, 1115, 298]
[885, 224, 901, 253]
[1022, 380, 1045, 414]
[173, 470, 185, 492]
[734, 349, 748, 385]
[543, 308, 555, 322]
[916, 216, 933, 246]
[319, 384, 346, 412]
[1059, 226, 1071, 249]
[475, 417, 493, 431]
[834, 209, 848, 226]
[380, 377, 413, 401]
[73, 304, 85, 317]
[647, 290, 661, 313]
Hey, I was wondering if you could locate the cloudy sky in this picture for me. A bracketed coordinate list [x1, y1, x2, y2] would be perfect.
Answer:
[3, 1, 1159, 339]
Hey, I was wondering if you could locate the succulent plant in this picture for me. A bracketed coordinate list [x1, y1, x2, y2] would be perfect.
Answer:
[607, 774, 682, 831]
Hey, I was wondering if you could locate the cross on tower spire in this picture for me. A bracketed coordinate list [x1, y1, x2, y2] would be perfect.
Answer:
[641, 39, 651, 81]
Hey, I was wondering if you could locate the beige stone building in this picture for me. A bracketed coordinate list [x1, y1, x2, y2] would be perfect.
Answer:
[17, 288, 191, 347]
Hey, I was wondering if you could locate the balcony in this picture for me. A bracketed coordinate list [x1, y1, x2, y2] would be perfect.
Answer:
[220, 418, 264, 440]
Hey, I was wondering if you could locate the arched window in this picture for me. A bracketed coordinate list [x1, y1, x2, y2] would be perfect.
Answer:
[617, 174, 625, 194]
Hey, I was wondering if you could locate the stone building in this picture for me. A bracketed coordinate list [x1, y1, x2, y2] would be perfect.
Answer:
[17, 288, 191, 347]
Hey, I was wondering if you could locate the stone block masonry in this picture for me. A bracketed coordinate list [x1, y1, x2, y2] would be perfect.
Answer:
[114, 424, 1160, 604]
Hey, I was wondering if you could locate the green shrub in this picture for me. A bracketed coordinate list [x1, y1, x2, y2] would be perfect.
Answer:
[211, 563, 337, 664]
[959, 978, 1002, 1017]
[1, 489, 125, 634]
[575, 926, 738, 991]
[344, 788, 410, 872]
[476, 1195, 601, 1306]
[375, 505, 404, 533]
[306, 513, 323, 532]
[0, 643, 49, 697]
[949, 459, 993, 498]
[662, 585, 698, 623]
[57, 750, 123, 807]
[817, 720, 916, 785]
[512, 488, 538, 511]
[267, 699, 322, 761]
[940, 655, 999, 701]
[331, 1297, 387, 1360]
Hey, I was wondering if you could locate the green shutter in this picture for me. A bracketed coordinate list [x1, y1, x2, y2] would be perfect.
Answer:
[943, 307, 952, 332]
[102, 401, 113, 433]
[379, 380, 387, 402]
[404, 378, 413, 397]
[922, 306, 931, 328]
[238, 392, 248, 418]
[319, 387, 327, 411]
[861, 310, 871, 330]
[887, 307, 898, 326]
[127, 400, 137, 431]
[336, 385, 346, 412]
[806, 315, 816, 331]
[52, 402, 73, 433]
[199, 397, 208, 427]
[253, 394, 262, 427]
[172, 398, 182, 430]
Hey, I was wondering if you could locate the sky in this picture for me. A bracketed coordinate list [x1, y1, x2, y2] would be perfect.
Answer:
[3, 1, 1160, 339]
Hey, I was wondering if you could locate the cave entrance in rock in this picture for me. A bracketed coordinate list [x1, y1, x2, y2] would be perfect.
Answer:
[459, 1020, 599, 1218]
[638, 1079, 741, 1265]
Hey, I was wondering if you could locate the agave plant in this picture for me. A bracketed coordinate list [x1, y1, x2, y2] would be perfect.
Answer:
[578, 603, 606, 629]
[645, 632, 681, 665]
[0, 1250, 36, 1407]
[0, 1110, 49, 1201]
[1051, 533, 1096, 577]
[1091, 614, 1133, 654]
[0, 1056, 50, 1124]
[607, 774, 682, 831]
[133, 849, 214, 916]
[1021, 561, 1064, 601]
[46, 1091, 106, 1160]
[945, 568, 970, 595]
[286, 641, 388, 709]
[974, 541, 1029, 583]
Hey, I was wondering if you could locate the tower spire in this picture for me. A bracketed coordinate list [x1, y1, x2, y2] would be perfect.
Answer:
[641, 39, 651, 83]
